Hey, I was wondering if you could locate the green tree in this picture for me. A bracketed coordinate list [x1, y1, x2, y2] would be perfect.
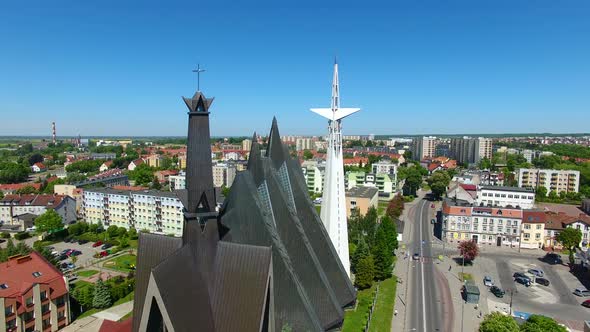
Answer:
[354, 254, 375, 289]
[520, 315, 567, 332]
[351, 237, 369, 273]
[128, 227, 138, 240]
[0, 162, 31, 184]
[92, 278, 112, 309]
[5, 239, 18, 257]
[361, 207, 378, 246]
[557, 227, 582, 264]
[372, 225, 393, 280]
[548, 190, 559, 200]
[28, 153, 44, 166]
[380, 216, 398, 253]
[479, 312, 519, 332]
[402, 166, 423, 196]
[107, 225, 119, 238]
[16, 185, 38, 195]
[34, 210, 63, 233]
[535, 186, 547, 200]
[0, 191, 4, 199]
[478, 157, 492, 170]
[43, 178, 66, 194]
[151, 175, 162, 190]
[303, 149, 313, 160]
[129, 164, 154, 186]
[427, 171, 451, 199]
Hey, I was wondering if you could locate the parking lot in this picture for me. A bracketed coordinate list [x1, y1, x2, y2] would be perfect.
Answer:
[50, 240, 107, 268]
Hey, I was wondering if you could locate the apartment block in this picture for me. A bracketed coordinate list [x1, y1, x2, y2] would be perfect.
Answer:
[475, 185, 535, 209]
[346, 171, 396, 200]
[517, 168, 580, 195]
[0, 252, 71, 332]
[0, 195, 76, 231]
[371, 160, 398, 178]
[212, 163, 237, 188]
[241, 139, 252, 152]
[450, 137, 492, 165]
[169, 172, 186, 191]
[345, 186, 379, 218]
[83, 188, 184, 236]
[301, 161, 325, 194]
[411, 136, 436, 160]
[296, 138, 313, 151]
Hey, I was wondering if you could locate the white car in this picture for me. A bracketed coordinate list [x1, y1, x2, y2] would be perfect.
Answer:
[483, 276, 494, 287]
[25, 226, 36, 232]
[528, 268, 544, 277]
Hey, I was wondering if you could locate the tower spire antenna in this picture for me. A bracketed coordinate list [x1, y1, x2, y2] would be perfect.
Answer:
[192, 64, 206, 91]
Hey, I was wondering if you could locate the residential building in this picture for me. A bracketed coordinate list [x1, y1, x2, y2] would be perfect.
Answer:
[346, 171, 396, 200]
[583, 199, 590, 215]
[212, 163, 237, 188]
[241, 139, 252, 152]
[169, 172, 186, 191]
[31, 163, 46, 173]
[99, 160, 113, 172]
[371, 160, 398, 177]
[154, 170, 179, 184]
[145, 154, 162, 168]
[74, 170, 128, 189]
[177, 153, 187, 169]
[127, 159, 144, 171]
[475, 185, 535, 209]
[565, 217, 590, 249]
[53, 185, 83, 216]
[0, 194, 76, 230]
[411, 136, 436, 160]
[0, 252, 71, 332]
[296, 137, 313, 151]
[544, 212, 566, 250]
[450, 137, 493, 165]
[345, 186, 379, 218]
[301, 160, 325, 194]
[446, 184, 477, 204]
[520, 210, 546, 249]
[83, 188, 184, 236]
[0, 183, 42, 196]
[90, 153, 116, 160]
[517, 168, 580, 195]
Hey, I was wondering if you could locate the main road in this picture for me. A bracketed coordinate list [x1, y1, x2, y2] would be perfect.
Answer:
[407, 198, 446, 332]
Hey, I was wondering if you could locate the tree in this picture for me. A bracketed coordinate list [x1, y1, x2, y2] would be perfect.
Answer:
[5, 239, 18, 257]
[479, 312, 519, 332]
[548, 190, 559, 200]
[372, 224, 393, 280]
[16, 185, 38, 195]
[129, 164, 154, 186]
[535, 186, 547, 199]
[28, 153, 44, 166]
[151, 175, 162, 190]
[0, 162, 31, 184]
[107, 225, 119, 238]
[458, 240, 479, 263]
[68, 222, 89, 236]
[361, 207, 378, 246]
[427, 171, 451, 199]
[34, 210, 63, 233]
[351, 237, 369, 273]
[0, 191, 3, 199]
[354, 254, 375, 289]
[380, 216, 398, 253]
[92, 278, 112, 309]
[303, 150, 313, 160]
[386, 193, 404, 220]
[520, 315, 567, 332]
[478, 157, 492, 170]
[557, 227, 582, 265]
[128, 227, 138, 240]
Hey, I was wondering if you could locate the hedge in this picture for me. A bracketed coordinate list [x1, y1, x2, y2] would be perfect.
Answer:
[14, 232, 30, 240]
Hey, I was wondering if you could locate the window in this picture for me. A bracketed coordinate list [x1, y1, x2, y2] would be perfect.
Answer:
[40, 290, 47, 300]
[6, 319, 16, 329]
[524, 224, 531, 230]
[5, 305, 13, 316]
[25, 297, 33, 306]
[42, 318, 51, 329]
[42, 303, 50, 314]
[58, 310, 65, 319]
[524, 233, 530, 239]
[536, 225, 542, 230]
[535, 233, 541, 240]
[0, 283, 7, 289]
[514, 195, 520, 199]
[23, 310, 34, 322]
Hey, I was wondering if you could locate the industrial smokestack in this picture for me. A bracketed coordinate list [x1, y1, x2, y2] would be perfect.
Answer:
[52, 122, 56, 144]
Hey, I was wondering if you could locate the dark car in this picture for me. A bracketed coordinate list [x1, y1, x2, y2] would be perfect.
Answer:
[515, 276, 531, 287]
[58, 254, 68, 261]
[70, 250, 82, 257]
[0, 239, 5, 244]
[77, 239, 88, 245]
[513, 272, 531, 281]
[101, 243, 113, 250]
[412, 253, 420, 260]
[536, 277, 550, 286]
[490, 286, 505, 298]
[544, 253, 563, 265]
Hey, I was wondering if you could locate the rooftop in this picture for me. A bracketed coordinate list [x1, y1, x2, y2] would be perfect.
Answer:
[84, 187, 180, 198]
[346, 186, 379, 199]
[479, 185, 534, 193]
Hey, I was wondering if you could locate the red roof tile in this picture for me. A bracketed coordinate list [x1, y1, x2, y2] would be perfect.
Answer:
[99, 317, 133, 332]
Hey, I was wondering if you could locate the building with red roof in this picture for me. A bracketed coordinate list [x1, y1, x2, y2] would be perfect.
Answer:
[0, 194, 76, 231]
[31, 163, 47, 173]
[0, 252, 71, 332]
[0, 183, 42, 195]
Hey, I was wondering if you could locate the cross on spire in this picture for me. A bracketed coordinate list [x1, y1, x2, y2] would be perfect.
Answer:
[192, 64, 206, 91]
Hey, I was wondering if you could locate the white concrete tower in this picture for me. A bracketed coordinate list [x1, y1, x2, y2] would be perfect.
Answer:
[310, 61, 360, 277]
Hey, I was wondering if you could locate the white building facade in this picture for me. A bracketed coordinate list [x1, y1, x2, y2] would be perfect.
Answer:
[475, 185, 535, 209]
[517, 168, 580, 195]
[0, 194, 77, 228]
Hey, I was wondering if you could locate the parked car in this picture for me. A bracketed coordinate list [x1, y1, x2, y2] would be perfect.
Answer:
[66, 263, 75, 269]
[431, 218, 436, 224]
[513, 272, 531, 282]
[99, 250, 109, 257]
[543, 253, 563, 265]
[535, 277, 550, 286]
[25, 226, 36, 232]
[574, 288, 590, 297]
[0, 239, 5, 244]
[51, 250, 60, 256]
[528, 268, 544, 277]
[70, 250, 82, 256]
[92, 241, 103, 247]
[490, 286, 505, 298]
[515, 277, 531, 287]
[58, 254, 68, 261]
[101, 243, 113, 250]
[77, 239, 88, 245]
[413, 253, 420, 260]
[582, 300, 590, 308]
[483, 276, 494, 287]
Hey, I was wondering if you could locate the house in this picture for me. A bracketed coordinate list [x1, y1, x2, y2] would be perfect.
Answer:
[345, 186, 379, 218]
[128, 159, 144, 171]
[99, 160, 113, 172]
[154, 170, 179, 184]
[564, 216, 590, 249]
[0, 252, 71, 331]
[446, 184, 476, 204]
[544, 212, 569, 250]
[0, 194, 77, 229]
[31, 162, 46, 173]
[145, 154, 163, 168]
[521, 210, 546, 249]
[0, 183, 42, 195]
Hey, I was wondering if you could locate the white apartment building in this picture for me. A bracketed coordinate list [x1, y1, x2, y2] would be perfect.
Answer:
[169, 171, 186, 191]
[411, 136, 436, 160]
[212, 163, 237, 188]
[83, 188, 184, 236]
[475, 185, 535, 209]
[301, 160, 325, 194]
[241, 139, 252, 152]
[0, 194, 77, 229]
[296, 138, 313, 151]
[517, 168, 580, 195]
[371, 160, 398, 177]
[450, 137, 493, 165]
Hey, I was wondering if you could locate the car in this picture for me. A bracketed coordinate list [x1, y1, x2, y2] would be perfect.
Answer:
[101, 243, 113, 250]
[535, 277, 550, 286]
[544, 253, 563, 265]
[413, 253, 420, 260]
[66, 263, 75, 269]
[92, 241, 103, 247]
[483, 276, 494, 287]
[25, 226, 36, 232]
[574, 288, 590, 297]
[515, 277, 531, 287]
[431, 218, 436, 224]
[0, 239, 5, 244]
[528, 268, 544, 277]
[70, 250, 82, 256]
[513, 272, 531, 282]
[490, 286, 505, 298]
[65, 249, 76, 257]
[77, 239, 88, 245]
[582, 300, 590, 308]
[46, 246, 55, 250]
[51, 250, 60, 256]
[58, 254, 68, 261]
[60, 249, 70, 255]
[99, 250, 109, 257]
[59, 262, 68, 269]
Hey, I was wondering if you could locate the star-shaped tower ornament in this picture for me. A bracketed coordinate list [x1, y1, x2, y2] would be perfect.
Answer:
[182, 91, 214, 113]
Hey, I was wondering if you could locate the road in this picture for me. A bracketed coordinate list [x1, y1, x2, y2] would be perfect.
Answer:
[408, 199, 444, 332]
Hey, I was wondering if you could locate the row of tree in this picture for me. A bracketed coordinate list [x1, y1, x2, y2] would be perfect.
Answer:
[480, 312, 567, 332]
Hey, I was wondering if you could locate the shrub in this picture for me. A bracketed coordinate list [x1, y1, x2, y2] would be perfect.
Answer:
[1, 232, 11, 239]
[14, 232, 30, 240]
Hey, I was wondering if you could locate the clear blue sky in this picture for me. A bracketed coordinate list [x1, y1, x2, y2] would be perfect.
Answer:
[1, 1, 589, 137]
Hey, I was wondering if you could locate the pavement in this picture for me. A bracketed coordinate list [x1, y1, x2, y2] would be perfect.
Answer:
[61, 301, 133, 332]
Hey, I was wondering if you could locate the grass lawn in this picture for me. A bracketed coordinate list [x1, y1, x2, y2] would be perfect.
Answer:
[72, 280, 94, 290]
[368, 276, 398, 332]
[315, 205, 321, 215]
[119, 311, 133, 322]
[77, 270, 99, 278]
[342, 284, 377, 332]
[113, 291, 135, 306]
[102, 254, 137, 272]
[129, 239, 138, 248]
[377, 201, 389, 216]
[459, 272, 474, 282]
[77, 308, 100, 320]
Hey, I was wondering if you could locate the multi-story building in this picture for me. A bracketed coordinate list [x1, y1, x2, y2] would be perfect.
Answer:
[450, 137, 492, 165]
[212, 163, 237, 188]
[442, 199, 523, 247]
[0, 252, 71, 332]
[0, 194, 76, 230]
[411, 136, 436, 161]
[169, 171, 186, 191]
[520, 210, 546, 249]
[517, 168, 580, 195]
[241, 139, 252, 152]
[301, 161, 325, 194]
[346, 171, 396, 200]
[345, 186, 379, 218]
[145, 154, 163, 168]
[371, 160, 398, 177]
[82, 188, 184, 236]
[53, 185, 83, 217]
[296, 138, 313, 151]
[475, 185, 535, 209]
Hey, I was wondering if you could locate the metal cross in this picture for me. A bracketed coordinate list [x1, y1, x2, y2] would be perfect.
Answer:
[192, 64, 206, 91]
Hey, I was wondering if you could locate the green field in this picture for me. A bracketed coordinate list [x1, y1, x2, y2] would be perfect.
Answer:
[102, 254, 136, 272]
[114, 291, 135, 306]
[368, 276, 397, 332]
[77, 270, 99, 278]
[342, 284, 377, 332]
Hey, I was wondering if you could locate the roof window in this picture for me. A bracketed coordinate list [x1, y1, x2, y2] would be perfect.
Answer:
[32, 271, 42, 278]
